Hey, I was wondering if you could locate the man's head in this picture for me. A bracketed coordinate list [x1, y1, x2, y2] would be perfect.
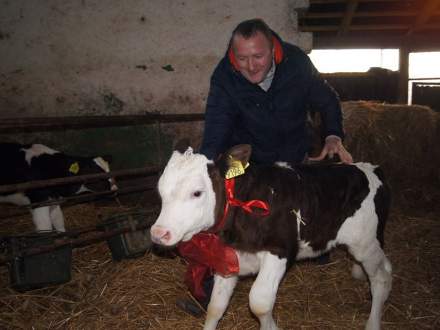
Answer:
[230, 19, 274, 84]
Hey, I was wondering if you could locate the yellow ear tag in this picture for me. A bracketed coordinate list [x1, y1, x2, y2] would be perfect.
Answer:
[69, 162, 80, 174]
[225, 156, 250, 179]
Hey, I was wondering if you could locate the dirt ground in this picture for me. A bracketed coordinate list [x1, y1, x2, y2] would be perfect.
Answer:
[0, 191, 439, 330]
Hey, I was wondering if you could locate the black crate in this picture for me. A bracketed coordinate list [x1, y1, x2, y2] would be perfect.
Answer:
[102, 209, 155, 261]
[8, 231, 72, 291]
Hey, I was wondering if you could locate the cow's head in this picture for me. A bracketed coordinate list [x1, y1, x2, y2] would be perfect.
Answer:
[71, 155, 118, 193]
[150, 144, 252, 246]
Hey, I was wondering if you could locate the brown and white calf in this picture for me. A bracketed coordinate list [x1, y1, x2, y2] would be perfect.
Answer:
[150, 144, 392, 330]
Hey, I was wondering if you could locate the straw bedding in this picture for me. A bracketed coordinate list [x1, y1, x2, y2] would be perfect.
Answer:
[1, 101, 439, 329]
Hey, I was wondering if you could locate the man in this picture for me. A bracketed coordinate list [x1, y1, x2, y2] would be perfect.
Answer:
[200, 18, 352, 164]
[177, 18, 353, 316]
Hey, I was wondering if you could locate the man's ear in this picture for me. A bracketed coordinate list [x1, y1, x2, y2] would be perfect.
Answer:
[228, 46, 240, 71]
[228, 36, 283, 70]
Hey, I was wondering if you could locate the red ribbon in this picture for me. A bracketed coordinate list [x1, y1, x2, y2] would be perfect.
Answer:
[177, 178, 270, 300]
[211, 178, 270, 233]
[177, 233, 239, 300]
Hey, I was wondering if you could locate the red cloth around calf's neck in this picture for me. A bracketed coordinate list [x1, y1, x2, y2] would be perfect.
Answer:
[177, 178, 270, 300]
[177, 233, 239, 300]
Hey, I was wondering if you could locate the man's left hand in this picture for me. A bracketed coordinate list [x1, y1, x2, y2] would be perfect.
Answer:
[309, 135, 353, 164]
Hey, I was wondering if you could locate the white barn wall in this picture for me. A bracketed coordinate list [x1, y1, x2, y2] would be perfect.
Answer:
[0, 0, 311, 117]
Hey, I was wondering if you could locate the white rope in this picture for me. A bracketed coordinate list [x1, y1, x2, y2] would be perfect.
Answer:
[291, 208, 306, 239]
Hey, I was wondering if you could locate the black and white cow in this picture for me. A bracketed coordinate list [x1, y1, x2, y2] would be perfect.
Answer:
[150, 144, 392, 330]
[0, 143, 117, 232]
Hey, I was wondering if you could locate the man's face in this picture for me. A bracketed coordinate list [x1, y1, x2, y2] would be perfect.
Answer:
[232, 31, 274, 84]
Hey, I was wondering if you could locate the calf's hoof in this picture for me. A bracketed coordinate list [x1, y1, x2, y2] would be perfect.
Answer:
[176, 297, 205, 318]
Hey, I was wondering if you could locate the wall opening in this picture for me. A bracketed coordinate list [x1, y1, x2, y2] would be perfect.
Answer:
[309, 49, 440, 107]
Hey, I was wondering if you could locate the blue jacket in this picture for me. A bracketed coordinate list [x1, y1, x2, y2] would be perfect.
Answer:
[200, 36, 343, 164]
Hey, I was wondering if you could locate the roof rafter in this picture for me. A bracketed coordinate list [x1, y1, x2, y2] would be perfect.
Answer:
[407, 0, 440, 35]
[303, 23, 440, 32]
[310, 0, 403, 3]
[338, 0, 359, 35]
[304, 10, 440, 19]
[299, 0, 440, 50]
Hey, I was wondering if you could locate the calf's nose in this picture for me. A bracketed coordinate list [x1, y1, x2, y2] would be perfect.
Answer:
[150, 225, 172, 245]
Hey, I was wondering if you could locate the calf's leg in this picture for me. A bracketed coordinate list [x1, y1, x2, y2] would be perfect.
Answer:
[351, 263, 367, 280]
[350, 241, 392, 330]
[31, 206, 52, 231]
[50, 205, 66, 232]
[249, 252, 287, 330]
[204, 274, 238, 330]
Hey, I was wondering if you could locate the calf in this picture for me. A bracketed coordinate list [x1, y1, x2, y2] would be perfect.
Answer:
[150, 144, 392, 330]
[0, 143, 117, 232]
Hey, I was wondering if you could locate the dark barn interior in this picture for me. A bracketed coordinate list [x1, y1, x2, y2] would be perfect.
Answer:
[299, 0, 440, 104]
[1, 1, 440, 329]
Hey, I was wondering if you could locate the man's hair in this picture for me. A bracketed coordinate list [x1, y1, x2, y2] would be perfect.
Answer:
[231, 18, 273, 46]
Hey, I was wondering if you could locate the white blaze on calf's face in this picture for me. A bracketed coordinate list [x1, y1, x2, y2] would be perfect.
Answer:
[150, 148, 217, 246]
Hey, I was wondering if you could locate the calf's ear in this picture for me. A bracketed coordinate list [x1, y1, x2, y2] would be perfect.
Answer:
[102, 155, 113, 164]
[226, 144, 252, 165]
[216, 144, 252, 178]
[174, 138, 191, 153]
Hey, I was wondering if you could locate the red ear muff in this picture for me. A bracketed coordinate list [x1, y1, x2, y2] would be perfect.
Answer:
[272, 36, 283, 65]
[228, 47, 240, 71]
[228, 35, 284, 71]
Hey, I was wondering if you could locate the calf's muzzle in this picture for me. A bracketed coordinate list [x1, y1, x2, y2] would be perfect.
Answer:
[150, 225, 172, 245]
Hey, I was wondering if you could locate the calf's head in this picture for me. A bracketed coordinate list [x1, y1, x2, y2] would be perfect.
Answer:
[69, 155, 118, 193]
[150, 144, 252, 246]
[150, 147, 216, 246]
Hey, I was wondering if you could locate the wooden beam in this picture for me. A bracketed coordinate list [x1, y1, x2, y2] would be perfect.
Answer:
[304, 10, 432, 19]
[310, 0, 402, 3]
[302, 23, 440, 32]
[313, 34, 440, 51]
[0, 212, 159, 266]
[398, 45, 409, 104]
[407, 0, 440, 35]
[0, 113, 204, 133]
[0, 166, 161, 194]
[339, 0, 359, 35]
[303, 24, 408, 32]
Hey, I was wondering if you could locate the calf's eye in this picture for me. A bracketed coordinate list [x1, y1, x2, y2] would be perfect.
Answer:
[192, 191, 202, 198]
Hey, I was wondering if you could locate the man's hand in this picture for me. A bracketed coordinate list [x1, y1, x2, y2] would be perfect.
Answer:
[309, 135, 353, 164]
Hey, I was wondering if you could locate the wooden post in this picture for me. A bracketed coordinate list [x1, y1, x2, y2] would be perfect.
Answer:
[398, 44, 409, 104]
[338, 0, 359, 36]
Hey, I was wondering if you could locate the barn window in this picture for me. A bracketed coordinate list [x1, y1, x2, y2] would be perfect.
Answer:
[309, 49, 440, 109]
[408, 51, 440, 108]
[308, 49, 398, 73]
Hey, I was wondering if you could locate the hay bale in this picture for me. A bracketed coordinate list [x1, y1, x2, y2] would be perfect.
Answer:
[342, 101, 440, 189]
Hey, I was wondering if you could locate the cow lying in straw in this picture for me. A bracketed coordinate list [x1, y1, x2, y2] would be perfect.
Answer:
[150, 144, 392, 330]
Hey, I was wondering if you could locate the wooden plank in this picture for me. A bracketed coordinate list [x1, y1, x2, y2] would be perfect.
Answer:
[313, 34, 440, 51]
[407, 0, 440, 35]
[310, 0, 404, 3]
[27, 184, 157, 209]
[302, 23, 440, 32]
[339, 0, 359, 35]
[0, 166, 161, 194]
[303, 24, 407, 31]
[0, 113, 204, 133]
[0, 214, 159, 265]
[303, 10, 425, 19]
